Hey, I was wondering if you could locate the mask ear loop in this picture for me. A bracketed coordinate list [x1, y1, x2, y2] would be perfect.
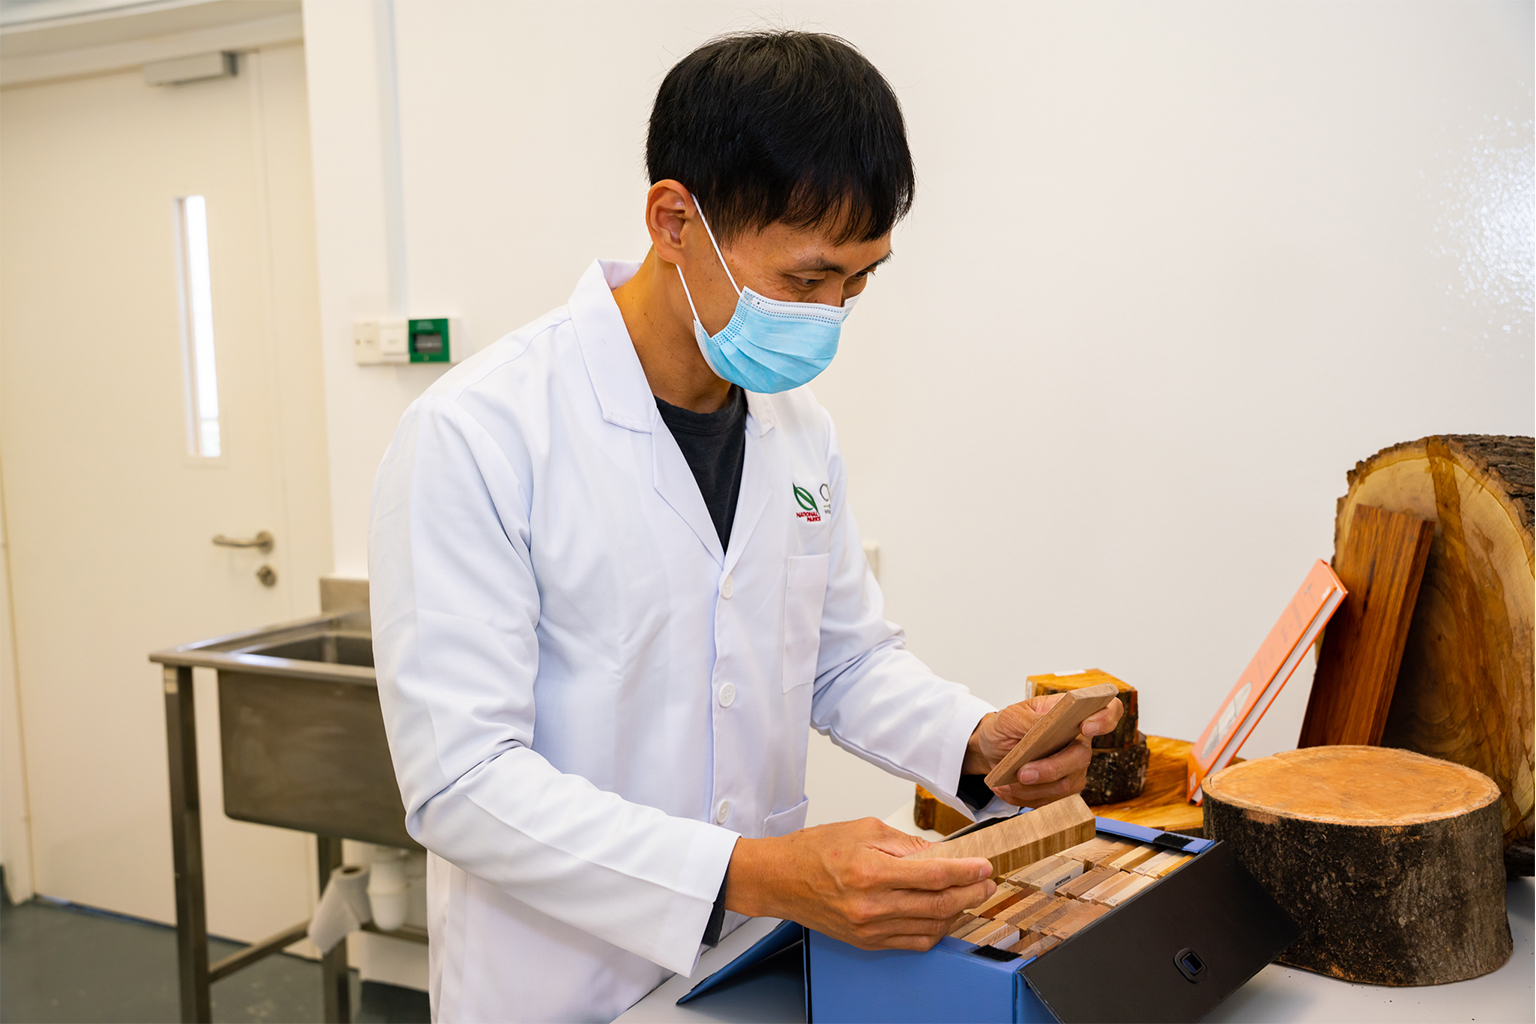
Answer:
[673, 195, 741, 328]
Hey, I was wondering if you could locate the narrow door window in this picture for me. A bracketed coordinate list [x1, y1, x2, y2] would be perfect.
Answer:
[176, 195, 221, 457]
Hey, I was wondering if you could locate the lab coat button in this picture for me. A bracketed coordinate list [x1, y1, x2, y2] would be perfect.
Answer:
[720, 574, 734, 599]
[718, 683, 736, 708]
[716, 800, 730, 824]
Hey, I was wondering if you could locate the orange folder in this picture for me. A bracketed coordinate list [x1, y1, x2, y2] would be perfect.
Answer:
[1187, 560, 1347, 803]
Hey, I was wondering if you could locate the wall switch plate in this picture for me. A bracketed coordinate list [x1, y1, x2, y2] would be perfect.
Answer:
[355, 317, 461, 365]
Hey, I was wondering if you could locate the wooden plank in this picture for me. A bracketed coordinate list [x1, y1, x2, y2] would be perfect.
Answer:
[1082, 871, 1137, 904]
[986, 684, 1120, 788]
[906, 796, 1096, 879]
[1101, 874, 1156, 907]
[1106, 845, 1159, 872]
[1299, 503, 1435, 747]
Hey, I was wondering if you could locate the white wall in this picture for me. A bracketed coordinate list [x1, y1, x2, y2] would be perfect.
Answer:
[304, 1, 1534, 837]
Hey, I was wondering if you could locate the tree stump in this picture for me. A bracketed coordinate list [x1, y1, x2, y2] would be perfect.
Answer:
[1204, 746, 1511, 986]
[1335, 434, 1533, 874]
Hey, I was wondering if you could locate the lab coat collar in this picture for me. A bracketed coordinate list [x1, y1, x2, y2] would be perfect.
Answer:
[569, 259, 776, 438]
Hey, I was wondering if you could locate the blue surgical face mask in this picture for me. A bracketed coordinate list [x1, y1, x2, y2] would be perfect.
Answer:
[675, 201, 857, 394]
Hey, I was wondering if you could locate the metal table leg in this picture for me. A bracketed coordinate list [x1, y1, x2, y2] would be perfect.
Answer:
[318, 834, 351, 1023]
[163, 664, 211, 1023]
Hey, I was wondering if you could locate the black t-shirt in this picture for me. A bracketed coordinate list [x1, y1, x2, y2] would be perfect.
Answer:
[655, 386, 748, 550]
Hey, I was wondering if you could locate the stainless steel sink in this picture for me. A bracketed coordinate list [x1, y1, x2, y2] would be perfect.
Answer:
[151, 605, 418, 850]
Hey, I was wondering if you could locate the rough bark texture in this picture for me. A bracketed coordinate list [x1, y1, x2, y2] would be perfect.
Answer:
[1205, 747, 1511, 986]
[1082, 732, 1149, 805]
[1336, 434, 1534, 875]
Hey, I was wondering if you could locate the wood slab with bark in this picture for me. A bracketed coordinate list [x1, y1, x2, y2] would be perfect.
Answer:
[1204, 745, 1511, 986]
[1335, 435, 1533, 874]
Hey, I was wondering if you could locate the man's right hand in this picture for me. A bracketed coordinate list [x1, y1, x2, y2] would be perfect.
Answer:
[722, 818, 996, 951]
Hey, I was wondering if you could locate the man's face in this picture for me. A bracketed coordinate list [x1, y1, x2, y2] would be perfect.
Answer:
[687, 215, 892, 333]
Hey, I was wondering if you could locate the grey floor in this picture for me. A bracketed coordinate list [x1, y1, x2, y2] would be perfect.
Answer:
[1, 891, 429, 1023]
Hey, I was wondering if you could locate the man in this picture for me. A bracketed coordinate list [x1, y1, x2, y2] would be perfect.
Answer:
[370, 30, 1121, 1023]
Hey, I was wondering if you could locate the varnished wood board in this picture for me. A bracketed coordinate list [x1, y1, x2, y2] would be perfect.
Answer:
[1300, 503, 1435, 748]
[986, 684, 1120, 788]
[907, 795, 1096, 879]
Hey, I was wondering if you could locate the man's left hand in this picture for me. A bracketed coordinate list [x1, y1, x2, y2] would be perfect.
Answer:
[961, 696, 1124, 807]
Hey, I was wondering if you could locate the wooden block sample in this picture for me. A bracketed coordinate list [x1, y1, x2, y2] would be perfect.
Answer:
[1132, 850, 1182, 876]
[982, 925, 1021, 949]
[995, 892, 1049, 927]
[1055, 864, 1119, 900]
[967, 919, 1016, 946]
[971, 883, 1024, 917]
[1333, 435, 1534, 873]
[1082, 732, 1151, 805]
[986, 685, 1121, 788]
[1106, 844, 1159, 872]
[1101, 874, 1155, 907]
[913, 784, 973, 837]
[1298, 503, 1435, 748]
[1041, 901, 1111, 939]
[1002, 895, 1072, 933]
[1029, 670, 1139, 749]
[1204, 745, 1511, 985]
[1005, 856, 1066, 886]
[906, 796, 1096, 880]
[1082, 871, 1137, 904]
[947, 914, 983, 937]
[1007, 933, 1063, 960]
[1151, 854, 1192, 878]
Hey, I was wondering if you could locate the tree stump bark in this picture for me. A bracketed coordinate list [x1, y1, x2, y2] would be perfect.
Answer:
[1082, 731, 1149, 805]
[1335, 434, 1533, 874]
[1204, 746, 1511, 986]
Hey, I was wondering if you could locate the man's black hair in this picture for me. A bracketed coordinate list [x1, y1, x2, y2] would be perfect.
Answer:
[647, 31, 915, 245]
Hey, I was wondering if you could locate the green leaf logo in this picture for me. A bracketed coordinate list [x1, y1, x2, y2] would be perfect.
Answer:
[793, 484, 817, 511]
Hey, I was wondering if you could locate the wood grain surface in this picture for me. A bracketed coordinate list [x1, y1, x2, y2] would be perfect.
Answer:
[984, 683, 1119, 788]
[1090, 735, 1220, 833]
[1299, 503, 1435, 747]
[906, 795, 1095, 879]
[1335, 435, 1533, 870]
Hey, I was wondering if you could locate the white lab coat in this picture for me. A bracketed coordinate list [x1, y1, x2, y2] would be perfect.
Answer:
[369, 259, 1007, 1023]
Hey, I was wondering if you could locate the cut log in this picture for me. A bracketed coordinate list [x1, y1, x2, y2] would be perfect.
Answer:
[1082, 732, 1149, 805]
[1092, 735, 1233, 834]
[1299, 504, 1435, 747]
[1029, 670, 1138, 749]
[1204, 746, 1511, 985]
[1334, 435, 1533, 873]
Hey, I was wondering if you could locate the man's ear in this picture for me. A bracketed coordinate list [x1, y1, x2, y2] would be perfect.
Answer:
[645, 180, 692, 265]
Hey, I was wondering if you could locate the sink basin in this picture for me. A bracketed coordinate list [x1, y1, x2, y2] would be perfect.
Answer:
[241, 634, 374, 668]
[151, 612, 418, 850]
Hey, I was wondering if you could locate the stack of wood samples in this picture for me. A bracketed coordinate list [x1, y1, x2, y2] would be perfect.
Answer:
[945, 833, 1194, 962]
[1030, 670, 1147, 805]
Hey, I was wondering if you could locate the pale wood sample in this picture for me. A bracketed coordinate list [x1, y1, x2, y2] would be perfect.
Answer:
[1005, 855, 1066, 886]
[1003, 895, 1072, 933]
[1334, 434, 1533, 873]
[1299, 504, 1435, 749]
[1204, 745, 1511, 985]
[1032, 861, 1083, 896]
[1150, 854, 1192, 878]
[1082, 871, 1137, 905]
[1101, 874, 1155, 907]
[1106, 844, 1159, 872]
[1028, 670, 1139, 749]
[1132, 850, 1182, 876]
[905, 796, 1096, 880]
[982, 925, 1021, 949]
[1055, 864, 1119, 900]
[947, 914, 983, 937]
[967, 919, 1016, 946]
[985, 684, 1120, 788]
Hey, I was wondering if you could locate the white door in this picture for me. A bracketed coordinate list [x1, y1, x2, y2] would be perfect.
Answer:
[0, 41, 332, 943]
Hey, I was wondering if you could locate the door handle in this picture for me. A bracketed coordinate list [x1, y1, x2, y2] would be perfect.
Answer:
[212, 530, 274, 553]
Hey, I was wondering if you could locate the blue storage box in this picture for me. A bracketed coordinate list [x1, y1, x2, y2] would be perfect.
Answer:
[681, 816, 1297, 1023]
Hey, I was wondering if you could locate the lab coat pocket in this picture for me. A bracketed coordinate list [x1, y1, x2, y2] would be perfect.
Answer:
[763, 796, 810, 838]
[782, 553, 830, 692]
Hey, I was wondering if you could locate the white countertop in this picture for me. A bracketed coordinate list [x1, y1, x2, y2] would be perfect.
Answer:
[617, 805, 1536, 1023]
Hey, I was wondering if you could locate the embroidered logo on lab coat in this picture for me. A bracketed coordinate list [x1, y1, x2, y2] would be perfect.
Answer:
[793, 484, 824, 522]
